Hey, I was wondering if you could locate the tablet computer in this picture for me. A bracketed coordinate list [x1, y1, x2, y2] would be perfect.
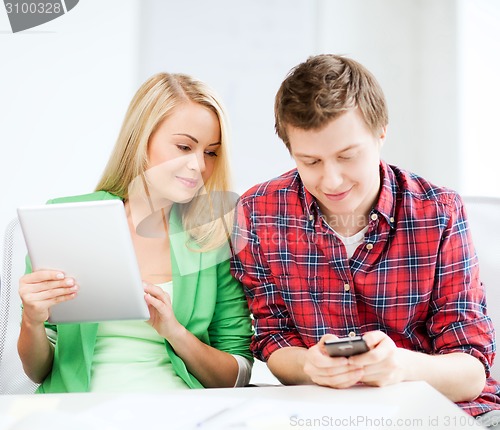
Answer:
[17, 200, 150, 324]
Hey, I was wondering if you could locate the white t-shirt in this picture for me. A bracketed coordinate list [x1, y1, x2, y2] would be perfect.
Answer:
[333, 225, 369, 260]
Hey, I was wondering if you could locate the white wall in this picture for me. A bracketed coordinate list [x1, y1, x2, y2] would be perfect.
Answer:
[0, 0, 140, 253]
[138, 0, 312, 194]
[137, 0, 473, 194]
[316, 0, 461, 190]
[2, 0, 499, 271]
[461, 0, 500, 197]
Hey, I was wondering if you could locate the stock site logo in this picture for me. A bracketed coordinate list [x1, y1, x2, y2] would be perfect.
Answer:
[3, 0, 79, 33]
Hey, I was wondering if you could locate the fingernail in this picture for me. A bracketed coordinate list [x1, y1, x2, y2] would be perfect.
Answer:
[65, 278, 74, 286]
[56, 273, 64, 279]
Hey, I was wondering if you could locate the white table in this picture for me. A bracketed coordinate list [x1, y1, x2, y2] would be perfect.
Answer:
[0, 382, 484, 429]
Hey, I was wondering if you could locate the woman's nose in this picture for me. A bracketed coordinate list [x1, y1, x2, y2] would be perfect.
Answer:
[186, 152, 206, 173]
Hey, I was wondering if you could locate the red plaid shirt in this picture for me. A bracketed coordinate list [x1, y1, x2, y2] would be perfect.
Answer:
[231, 161, 500, 416]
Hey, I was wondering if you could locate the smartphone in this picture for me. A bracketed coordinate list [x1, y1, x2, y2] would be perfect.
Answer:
[324, 336, 369, 357]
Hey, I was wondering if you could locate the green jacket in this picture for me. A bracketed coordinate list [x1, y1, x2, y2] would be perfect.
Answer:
[29, 191, 253, 393]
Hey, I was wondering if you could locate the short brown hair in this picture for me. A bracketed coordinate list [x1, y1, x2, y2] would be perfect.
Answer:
[274, 54, 388, 150]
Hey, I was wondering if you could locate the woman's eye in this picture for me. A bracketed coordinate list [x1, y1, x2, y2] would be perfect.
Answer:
[205, 151, 218, 158]
[176, 145, 191, 152]
[306, 160, 320, 166]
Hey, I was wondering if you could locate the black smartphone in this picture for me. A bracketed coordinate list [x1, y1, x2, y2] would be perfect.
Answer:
[324, 336, 369, 357]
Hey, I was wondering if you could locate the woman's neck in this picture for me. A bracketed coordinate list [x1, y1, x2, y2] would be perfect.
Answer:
[125, 197, 173, 239]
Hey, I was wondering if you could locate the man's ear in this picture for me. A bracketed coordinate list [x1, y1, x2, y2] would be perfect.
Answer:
[378, 125, 388, 147]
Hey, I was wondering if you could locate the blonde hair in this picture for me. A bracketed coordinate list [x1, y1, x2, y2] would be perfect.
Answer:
[275, 54, 389, 151]
[95, 73, 234, 251]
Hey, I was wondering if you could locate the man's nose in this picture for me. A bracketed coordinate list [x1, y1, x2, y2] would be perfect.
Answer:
[322, 164, 343, 191]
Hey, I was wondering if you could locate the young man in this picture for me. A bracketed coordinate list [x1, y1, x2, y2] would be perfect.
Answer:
[231, 54, 500, 421]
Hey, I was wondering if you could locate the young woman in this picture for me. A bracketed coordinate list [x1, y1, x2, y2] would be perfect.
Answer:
[18, 72, 253, 393]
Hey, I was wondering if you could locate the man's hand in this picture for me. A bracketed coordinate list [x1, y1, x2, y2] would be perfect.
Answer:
[303, 334, 365, 388]
[348, 331, 405, 387]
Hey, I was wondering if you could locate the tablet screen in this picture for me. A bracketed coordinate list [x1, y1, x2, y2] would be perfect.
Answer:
[17, 200, 150, 323]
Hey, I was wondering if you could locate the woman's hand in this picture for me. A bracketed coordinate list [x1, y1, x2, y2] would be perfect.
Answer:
[142, 281, 241, 387]
[143, 282, 186, 341]
[19, 270, 78, 324]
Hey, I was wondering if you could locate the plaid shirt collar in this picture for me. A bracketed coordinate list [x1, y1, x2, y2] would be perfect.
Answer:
[300, 160, 397, 231]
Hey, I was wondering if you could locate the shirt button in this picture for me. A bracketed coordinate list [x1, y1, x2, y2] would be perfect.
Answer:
[348, 331, 356, 338]
[366, 243, 374, 250]
[389, 217, 395, 223]
[370, 213, 378, 221]
[309, 214, 314, 221]
[343, 283, 350, 292]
